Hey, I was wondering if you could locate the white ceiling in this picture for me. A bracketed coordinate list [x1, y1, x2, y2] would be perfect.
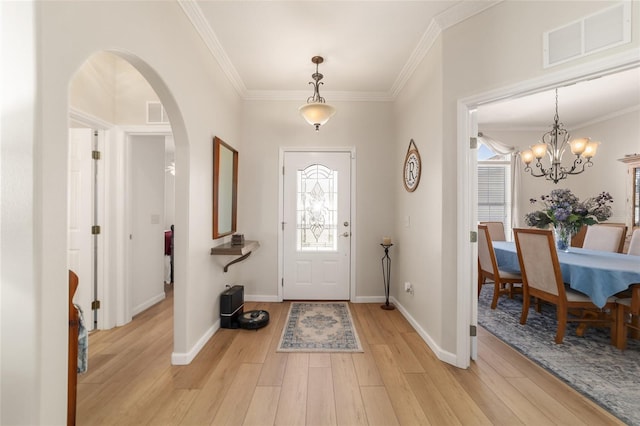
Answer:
[183, 0, 640, 128]
[478, 67, 640, 130]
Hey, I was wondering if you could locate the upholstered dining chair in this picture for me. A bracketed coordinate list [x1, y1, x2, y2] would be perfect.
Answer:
[513, 228, 617, 344]
[582, 223, 627, 253]
[479, 221, 506, 241]
[477, 224, 522, 309]
[616, 229, 640, 349]
[615, 285, 640, 350]
[571, 225, 587, 248]
[627, 227, 640, 256]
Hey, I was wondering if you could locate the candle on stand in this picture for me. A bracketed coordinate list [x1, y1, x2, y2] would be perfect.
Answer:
[382, 236, 392, 245]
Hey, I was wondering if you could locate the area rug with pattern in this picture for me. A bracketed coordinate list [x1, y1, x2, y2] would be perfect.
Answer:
[277, 302, 363, 352]
[478, 287, 640, 426]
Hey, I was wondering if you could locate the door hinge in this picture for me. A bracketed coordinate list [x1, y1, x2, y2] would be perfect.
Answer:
[470, 137, 478, 150]
[92, 150, 101, 160]
[470, 231, 477, 243]
[282, 166, 285, 175]
[281, 278, 284, 287]
[470, 325, 477, 336]
[281, 222, 285, 231]
[91, 300, 101, 310]
[91, 225, 101, 235]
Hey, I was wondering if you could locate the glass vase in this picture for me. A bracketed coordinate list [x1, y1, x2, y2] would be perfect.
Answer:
[553, 223, 572, 252]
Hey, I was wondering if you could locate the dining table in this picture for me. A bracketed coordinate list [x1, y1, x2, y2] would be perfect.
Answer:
[492, 241, 640, 308]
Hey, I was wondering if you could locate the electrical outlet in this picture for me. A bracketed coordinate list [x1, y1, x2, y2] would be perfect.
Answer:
[404, 282, 411, 292]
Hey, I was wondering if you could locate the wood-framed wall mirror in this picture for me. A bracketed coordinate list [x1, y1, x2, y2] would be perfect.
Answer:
[213, 136, 238, 239]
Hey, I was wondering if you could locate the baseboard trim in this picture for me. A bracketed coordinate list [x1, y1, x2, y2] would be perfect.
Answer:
[171, 319, 220, 365]
[170, 296, 458, 366]
[132, 292, 166, 317]
[352, 296, 386, 303]
[244, 294, 280, 302]
[390, 297, 458, 366]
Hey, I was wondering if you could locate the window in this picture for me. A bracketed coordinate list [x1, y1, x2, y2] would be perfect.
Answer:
[296, 164, 339, 252]
[478, 144, 512, 240]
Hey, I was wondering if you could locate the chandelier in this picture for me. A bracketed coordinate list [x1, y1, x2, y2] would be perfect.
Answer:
[299, 56, 336, 132]
[520, 88, 599, 184]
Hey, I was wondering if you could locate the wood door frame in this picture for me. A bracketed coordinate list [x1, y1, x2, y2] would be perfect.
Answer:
[278, 147, 357, 302]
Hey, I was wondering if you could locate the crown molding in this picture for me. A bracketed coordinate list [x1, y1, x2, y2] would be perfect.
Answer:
[179, 0, 500, 102]
[69, 108, 114, 129]
[435, 0, 502, 30]
[390, 20, 441, 98]
[178, 0, 247, 97]
[390, 1, 501, 97]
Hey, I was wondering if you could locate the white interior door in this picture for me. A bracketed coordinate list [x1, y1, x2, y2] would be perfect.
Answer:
[283, 151, 351, 300]
[68, 128, 93, 329]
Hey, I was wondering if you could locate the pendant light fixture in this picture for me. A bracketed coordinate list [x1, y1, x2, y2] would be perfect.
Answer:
[299, 56, 336, 132]
[521, 88, 599, 184]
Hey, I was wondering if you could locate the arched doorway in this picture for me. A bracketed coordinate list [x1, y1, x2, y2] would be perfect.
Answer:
[66, 50, 190, 370]
[68, 51, 178, 331]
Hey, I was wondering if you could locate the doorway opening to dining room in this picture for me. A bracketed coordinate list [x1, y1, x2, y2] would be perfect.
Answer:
[455, 53, 640, 367]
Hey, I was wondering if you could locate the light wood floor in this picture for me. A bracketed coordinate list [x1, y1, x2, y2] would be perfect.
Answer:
[77, 289, 622, 425]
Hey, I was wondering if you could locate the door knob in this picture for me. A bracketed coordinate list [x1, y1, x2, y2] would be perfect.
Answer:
[341, 232, 350, 237]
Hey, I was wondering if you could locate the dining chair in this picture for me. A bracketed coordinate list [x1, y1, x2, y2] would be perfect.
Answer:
[582, 223, 627, 253]
[615, 285, 640, 350]
[571, 225, 587, 248]
[627, 227, 640, 256]
[513, 228, 617, 344]
[477, 224, 522, 309]
[479, 221, 506, 241]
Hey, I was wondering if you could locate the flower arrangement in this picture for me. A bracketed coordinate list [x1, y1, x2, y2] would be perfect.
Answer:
[524, 189, 613, 251]
[525, 189, 613, 232]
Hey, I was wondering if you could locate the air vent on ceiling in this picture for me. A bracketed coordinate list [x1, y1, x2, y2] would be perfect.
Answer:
[543, 1, 631, 68]
[147, 101, 169, 124]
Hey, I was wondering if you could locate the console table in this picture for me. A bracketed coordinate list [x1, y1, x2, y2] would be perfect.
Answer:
[211, 240, 260, 272]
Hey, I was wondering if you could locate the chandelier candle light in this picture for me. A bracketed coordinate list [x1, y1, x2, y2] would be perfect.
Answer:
[299, 56, 336, 132]
[520, 88, 599, 184]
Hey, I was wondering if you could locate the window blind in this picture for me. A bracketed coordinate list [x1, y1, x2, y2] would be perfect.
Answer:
[478, 165, 506, 223]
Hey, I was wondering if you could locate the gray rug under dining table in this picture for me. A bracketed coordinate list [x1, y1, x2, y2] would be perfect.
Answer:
[478, 287, 640, 426]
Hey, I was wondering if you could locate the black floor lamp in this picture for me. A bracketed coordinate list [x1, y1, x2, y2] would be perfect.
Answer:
[381, 241, 394, 310]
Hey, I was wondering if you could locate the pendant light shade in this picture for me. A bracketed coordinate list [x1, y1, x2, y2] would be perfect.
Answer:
[299, 102, 336, 131]
[299, 56, 335, 131]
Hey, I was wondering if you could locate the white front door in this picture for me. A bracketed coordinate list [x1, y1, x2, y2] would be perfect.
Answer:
[283, 151, 352, 300]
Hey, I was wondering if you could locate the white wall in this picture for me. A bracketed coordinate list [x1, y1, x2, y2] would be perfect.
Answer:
[1, 1, 242, 423]
[393, 38, 445, 346]
[130, 135, 166, 315]
[1, 3, 41, 424]
[237, 100, 395, 301]
[3, 0, 639, 422]
[393, 0, 640, 356]
[165, 137, 176, 229]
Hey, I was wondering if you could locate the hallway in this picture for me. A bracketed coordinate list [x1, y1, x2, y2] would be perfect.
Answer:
[76, 291, 621, 425]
